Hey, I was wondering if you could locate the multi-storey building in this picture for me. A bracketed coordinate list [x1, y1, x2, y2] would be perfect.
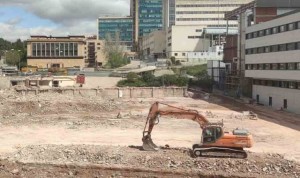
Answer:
[224, 0, 300, 97]
[245, 11, 300, 113]
[131, 0, 163, 42]
[163, 0, 176, 30]
[98, 17, 133, 51]
[174, 0, 253, 27]
[27, 36, 105, 69]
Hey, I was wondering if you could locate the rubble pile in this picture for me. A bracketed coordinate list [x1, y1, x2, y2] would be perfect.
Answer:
[7, 145, 300, 178]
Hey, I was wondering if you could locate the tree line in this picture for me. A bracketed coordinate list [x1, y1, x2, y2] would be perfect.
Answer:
[0, 38, 27, 68]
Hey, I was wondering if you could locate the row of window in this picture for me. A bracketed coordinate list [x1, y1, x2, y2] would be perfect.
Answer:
[176, 4, 242, 7]
[246, 21, 300, 40]
[32, 43, 78, 57]
[245, 41, 300, 55]
[253, 79, 300, 90]
[188, 36, 202, 39]
[176, 11, 227, 14]
[246, 63, 300, 70]
[176, 18, 224, 21]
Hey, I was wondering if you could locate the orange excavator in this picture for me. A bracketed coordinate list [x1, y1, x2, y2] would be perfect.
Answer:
[142, 102, 253, 158]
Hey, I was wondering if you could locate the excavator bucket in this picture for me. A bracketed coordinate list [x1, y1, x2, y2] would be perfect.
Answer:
[142, 135, 159, 151]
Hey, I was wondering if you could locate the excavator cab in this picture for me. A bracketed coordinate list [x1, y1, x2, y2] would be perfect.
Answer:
[202, 126, 223, 144]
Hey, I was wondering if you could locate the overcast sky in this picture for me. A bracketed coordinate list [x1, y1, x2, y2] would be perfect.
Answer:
[0, 0, 130, 41]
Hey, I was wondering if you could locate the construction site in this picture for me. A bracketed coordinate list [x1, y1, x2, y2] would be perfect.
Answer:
[0, 87, 298, 178]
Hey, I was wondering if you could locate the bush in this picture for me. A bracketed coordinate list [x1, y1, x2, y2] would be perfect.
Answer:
[117, 73, 188, 87]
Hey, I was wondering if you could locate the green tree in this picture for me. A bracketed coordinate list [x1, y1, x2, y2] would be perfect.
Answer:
[103, 31, 129, 69]
[5, 50, 20, 66]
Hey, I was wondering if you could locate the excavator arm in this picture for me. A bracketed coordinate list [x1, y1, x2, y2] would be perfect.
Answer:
[142, 102, 211, 151]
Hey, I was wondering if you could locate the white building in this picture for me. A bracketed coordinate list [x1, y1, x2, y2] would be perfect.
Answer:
[174, 0, 253, 27]
[141, 30, 166, 60]
[245, 10, 300, 113]
[166, 25, 210, 60]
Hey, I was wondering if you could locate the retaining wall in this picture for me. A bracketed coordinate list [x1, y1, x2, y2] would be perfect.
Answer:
[16, 87, 187, 98]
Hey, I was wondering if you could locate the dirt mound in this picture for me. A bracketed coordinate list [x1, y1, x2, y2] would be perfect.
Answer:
[7, 145, 300, 178]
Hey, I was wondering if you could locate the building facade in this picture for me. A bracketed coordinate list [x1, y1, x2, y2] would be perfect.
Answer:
[224, 0, 300, 97]
[166, 25, 210, 61]
[174, 0, 253, 27]
[131, 0, 163, 42]
[163, 0, 176, 30]
[27, 36, 105, 69]
[245, 11, 300, 113]
[98, 17, 133, 51]
[141, 30, 166, 60]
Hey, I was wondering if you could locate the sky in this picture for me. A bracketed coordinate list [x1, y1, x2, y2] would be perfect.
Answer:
[0, 0, 130, 41]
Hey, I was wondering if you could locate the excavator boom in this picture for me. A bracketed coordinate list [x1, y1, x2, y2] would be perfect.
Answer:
[142, 102, 220, 151]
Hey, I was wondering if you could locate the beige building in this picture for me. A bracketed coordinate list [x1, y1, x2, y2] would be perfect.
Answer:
[245, 11, 300, 113]
[141, 30, 166, 60]
[27, 36, 106, 69]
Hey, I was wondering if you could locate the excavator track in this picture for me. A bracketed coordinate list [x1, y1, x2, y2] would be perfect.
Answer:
[193, 144, 247, 159]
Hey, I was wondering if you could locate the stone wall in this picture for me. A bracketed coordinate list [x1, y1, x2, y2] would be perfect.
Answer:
[16, 87, 187, 98]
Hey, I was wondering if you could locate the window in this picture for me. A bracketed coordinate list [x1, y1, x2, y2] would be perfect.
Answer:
[253, 64, 257, 70]
[174, 53, 178, 56]
[252, 48, 257, 54]
[287, 43, 296, 51]
[265, 64, 271, 70]
[297, 63, 300, 70]
[272, 63, 278, 70]
[272, 27, 278, 34]
[182, 53, 186, 56]
[265, 28, 271, 35]
[265, 46, 270, 53]
[279, 44, 286, 51]
[280, 63, 287, 70]
[288, 63, 297, 70]
[253, 32, 258, 38]
[258, 64, 264, 70]
[258, 47, 264, 53]
[288, 23, 295, 31]
[289, 82, 296, 89]
[271, 45, 278, 52]
[279, 25, 286, 32]
[97, 47, 101, 50]
[258, 30, 264, 37]
[297, 42, 300, 49]
[297, 22, 300, 29]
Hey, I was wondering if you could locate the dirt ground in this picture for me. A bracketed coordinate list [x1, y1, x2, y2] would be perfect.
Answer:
[0, 89, 299, 177]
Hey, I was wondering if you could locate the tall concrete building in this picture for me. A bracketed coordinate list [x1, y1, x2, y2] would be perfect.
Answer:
[131, 0, 163, 42]
[245, 10, 300, 114]
[163, 0, 176, 30]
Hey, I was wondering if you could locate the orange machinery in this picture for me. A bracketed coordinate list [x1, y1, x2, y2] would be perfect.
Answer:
[142, 102, 253, 158]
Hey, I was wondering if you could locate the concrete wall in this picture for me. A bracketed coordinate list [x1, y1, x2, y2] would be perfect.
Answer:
[253, 85, 300, 114]
[16, 87, 187, 99]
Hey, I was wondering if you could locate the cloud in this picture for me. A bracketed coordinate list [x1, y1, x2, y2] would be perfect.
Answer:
[1, 0, 130, 25]
[5, 17, 22, 26]
[0, 21, 98, 41]
[0, 0, 130, 41]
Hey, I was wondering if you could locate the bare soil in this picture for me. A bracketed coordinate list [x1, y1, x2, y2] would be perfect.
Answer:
[0, 89, 299, 177]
